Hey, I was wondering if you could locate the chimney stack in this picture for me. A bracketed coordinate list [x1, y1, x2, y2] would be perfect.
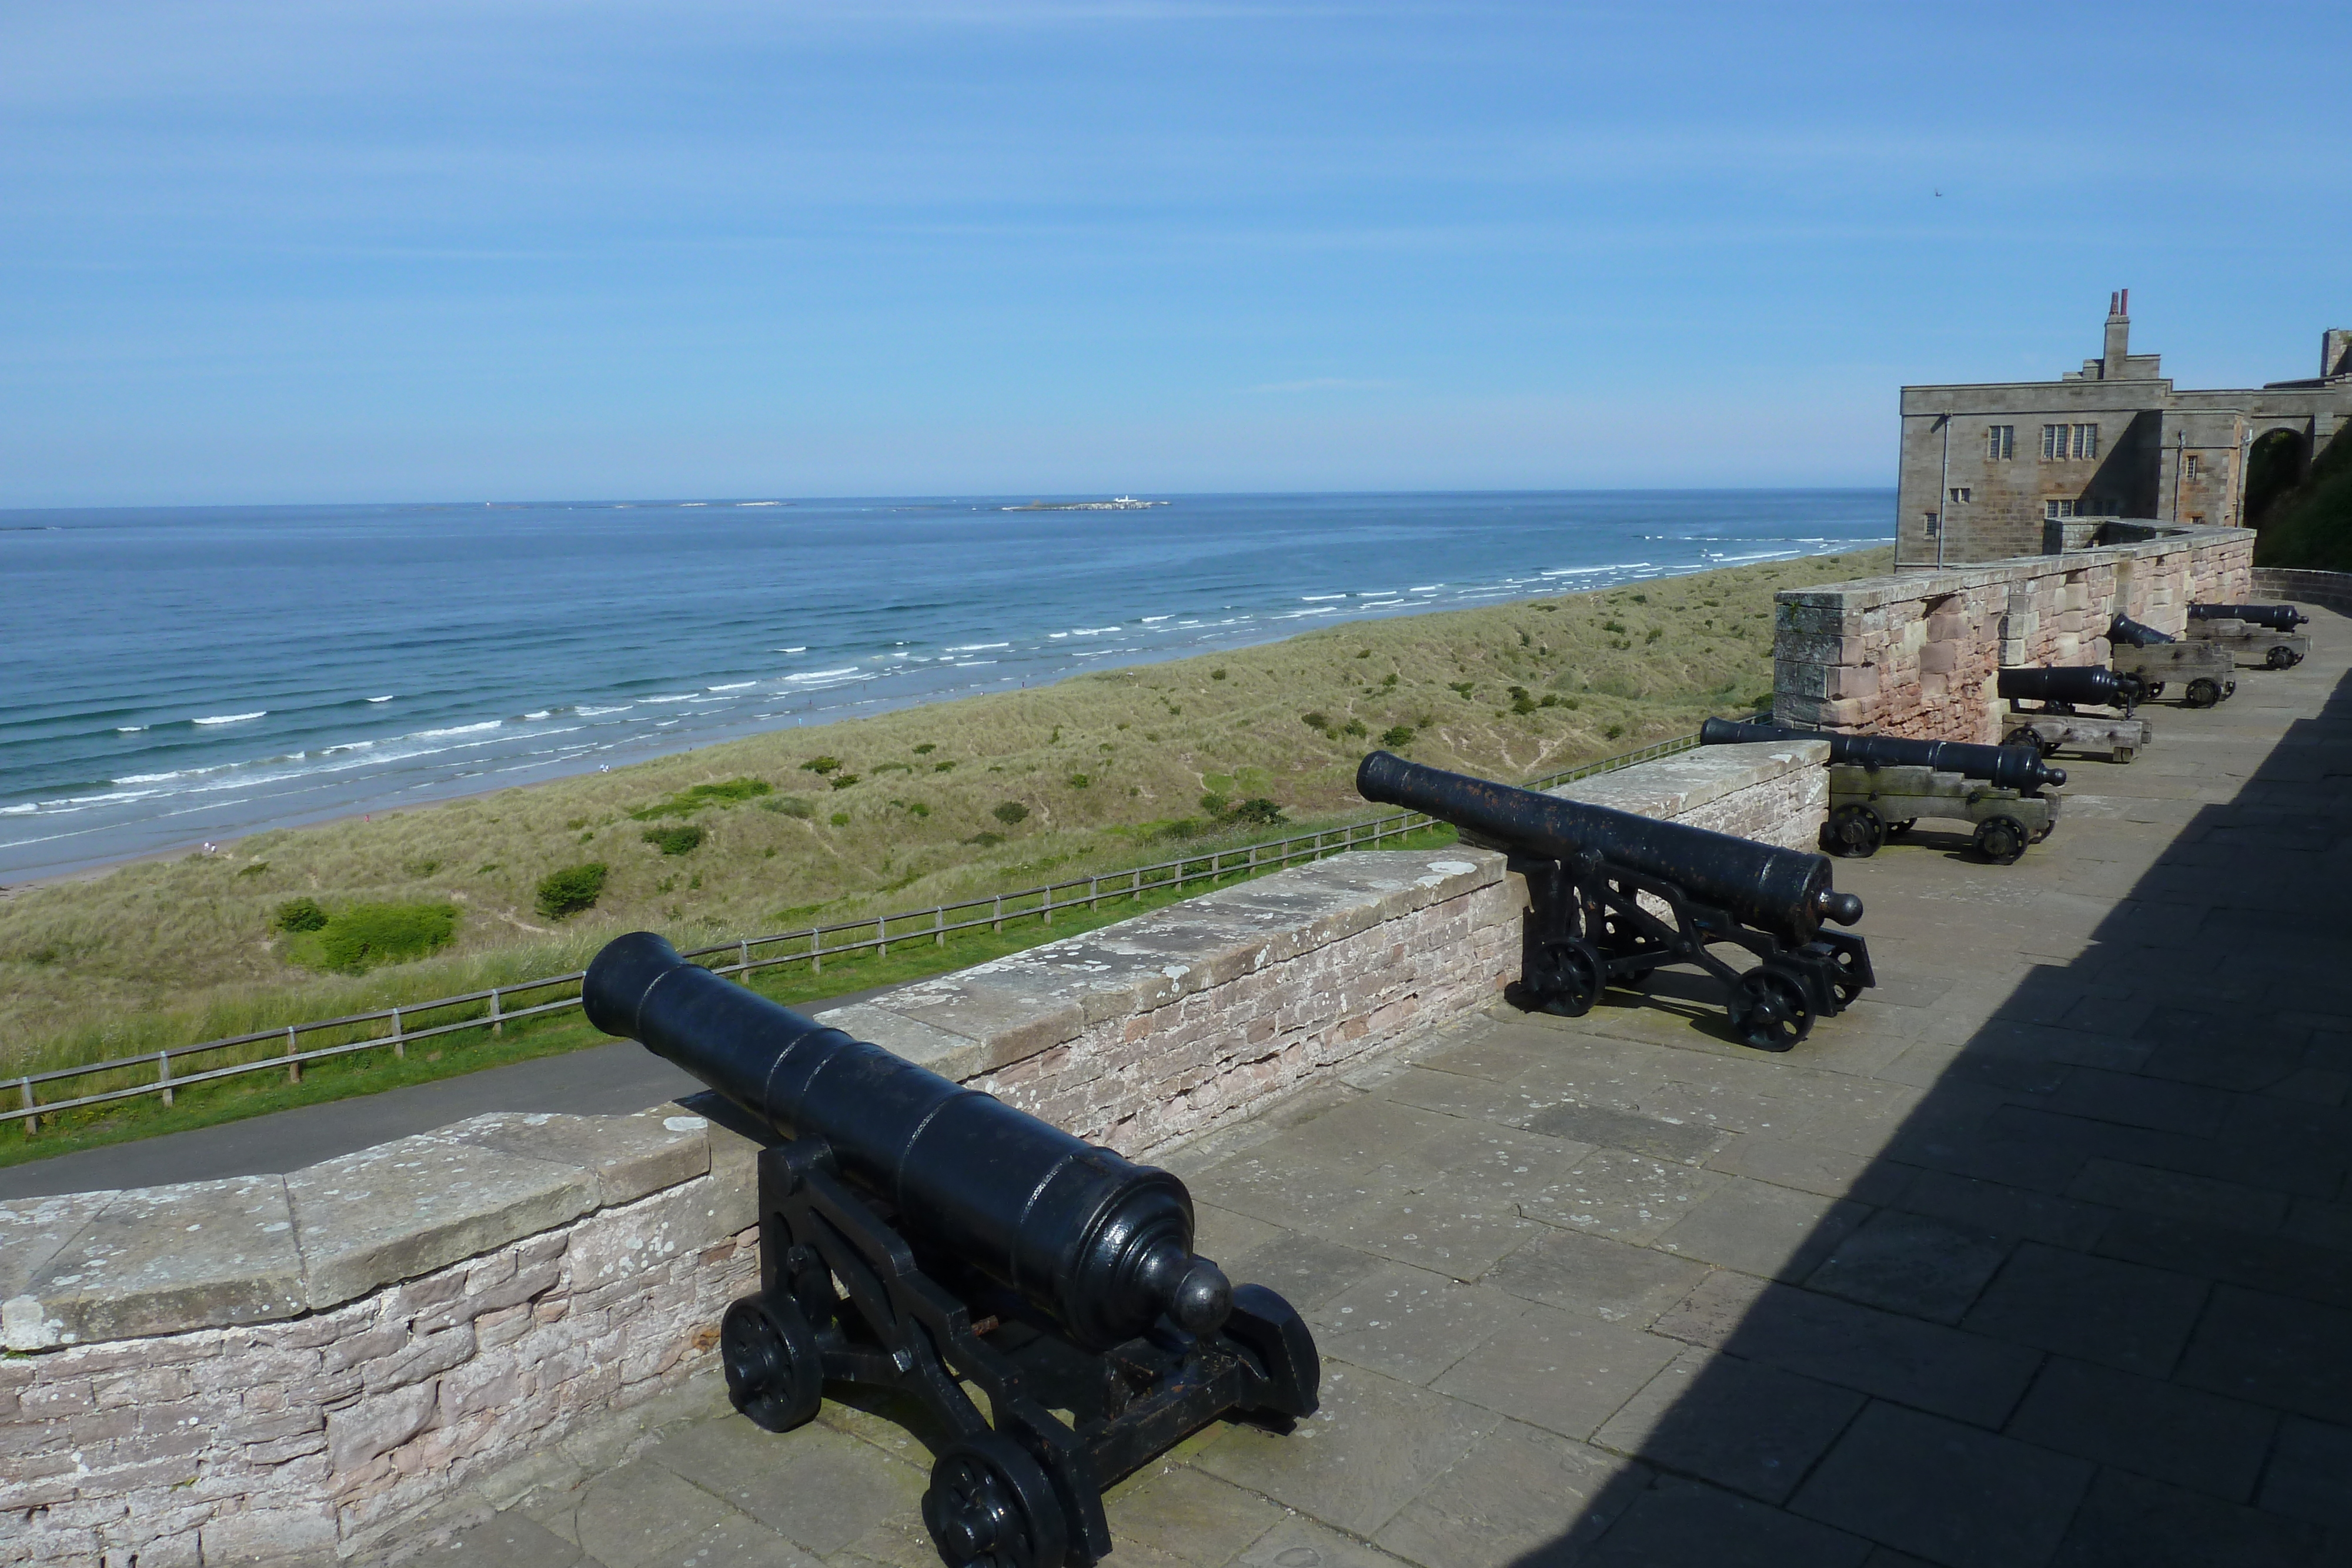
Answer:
[2103, 289, 2131, 377]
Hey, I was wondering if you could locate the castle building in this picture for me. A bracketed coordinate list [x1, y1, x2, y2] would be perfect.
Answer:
[1895, 293, 2352, 564]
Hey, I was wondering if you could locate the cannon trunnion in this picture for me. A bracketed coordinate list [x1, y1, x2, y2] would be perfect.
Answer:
[1355, 750, 1873, 1052]
[1698, 718, 2064, 864]
[584, 934, 1318, 1568]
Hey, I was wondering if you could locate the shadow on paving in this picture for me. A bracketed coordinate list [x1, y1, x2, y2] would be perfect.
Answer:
[1538, 660, 2352, 1564]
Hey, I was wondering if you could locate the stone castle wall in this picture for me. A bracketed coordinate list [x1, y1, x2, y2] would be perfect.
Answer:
[1773, 529, 2254, 740]
[1, 742, 1830, 1566]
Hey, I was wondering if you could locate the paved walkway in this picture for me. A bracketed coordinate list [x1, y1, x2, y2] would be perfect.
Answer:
[358, 607, 2352, 1568]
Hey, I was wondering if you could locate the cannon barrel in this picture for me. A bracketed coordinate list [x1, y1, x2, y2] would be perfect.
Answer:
[1355, 750, 1862, 941]
[1999, 665, 2142, 709]
[583, 932, 1231, 1351]
[2190, 603, 2307, 631]
[2108, 614, 2175, 648]
[1698, 717, 2065, 793]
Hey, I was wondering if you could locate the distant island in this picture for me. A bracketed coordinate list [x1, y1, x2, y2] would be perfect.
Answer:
[1001, 496, 1168, 511]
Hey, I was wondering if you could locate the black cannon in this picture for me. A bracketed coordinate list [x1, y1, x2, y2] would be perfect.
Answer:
[2108, 614, 2176, 648]
[1699, 717, 2064, 794]
[1699, 718, 2063, 863]
[1355, 751, 1872, 1051]
[2190, 602, 2309, 631]
[1999, 664, 2146, 714]
[584, 933, 1318, 1568]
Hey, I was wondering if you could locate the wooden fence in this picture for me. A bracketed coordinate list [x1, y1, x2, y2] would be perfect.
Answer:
[8, 733, 1701, 1132]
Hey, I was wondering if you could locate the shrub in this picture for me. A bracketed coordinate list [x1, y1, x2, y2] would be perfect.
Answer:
[828, 811, 851, 827]
[236, 861, 269, 878]
[1380, 724, 1416, 748]
[1509, 686, 1538, 716]
[800, 755, 843, 775]
[274, 897, 328, 934]
[629, 777, 772, 820]
[934, 760, 957, 772]
[536, 863, 608, 920]
[1300, 711, 1331, 732]
[913, 743, 936, 754]
[1211, 668, 1227, 680]
[642, 824, 706, 855]
[966, 831, 1005, 847]
[314, 902, 457, 974]
[1605, 723, 1626, 740]
[1198, 792, 1230, 817]
[1231, 798, 1285, 827]
[1381, 672, 1398, 687]
[1339, 717, 1368, 738]
[829, 774, 859, 790]
[761, 795, 815, 818]
[1646, 627, 1665, 644]
[992, 801, 1030, 825]
[1602, 619, 1627, 634]
[1067, 773, 1091, 789]
[1448, 681, 1475, 698]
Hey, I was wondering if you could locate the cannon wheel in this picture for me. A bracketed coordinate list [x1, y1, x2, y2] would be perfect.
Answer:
[1884, 818, 1914, 839]
[1519, 937, 1604, 1017]
[1821, 804, 1885, 859]
[2143, 681, 2164, 700]
[1972, 816, 2028, 866]
[923, 1432, 1069, 1568]
[1733, 965, 1812, 1052]
[2001, 726, 2057, 758]
[2267, 645, 2301, 669]
[2184, 677, 2222, 708]
[720, 1290, 824, 1434]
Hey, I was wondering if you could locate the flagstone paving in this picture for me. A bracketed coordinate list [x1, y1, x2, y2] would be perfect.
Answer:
[352, 605, 2352, 1568]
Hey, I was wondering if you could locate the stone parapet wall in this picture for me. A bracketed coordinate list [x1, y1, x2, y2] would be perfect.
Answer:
[0, 743, 1830, 1565]
[1775, 528, 2254, 740]
[2253, 566, 2352, 617]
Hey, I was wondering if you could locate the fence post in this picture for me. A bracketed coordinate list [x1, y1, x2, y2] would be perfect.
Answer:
[811, 928, 821, 976]
[878, 915, 888, 957]
[287, 1025, 300, 1084]
[1248, 844, 1257, 874]
[739, 938, 751, 982]
[993, 894, 1003, 934]
[1089, 875, 1100, 911]
[489, 987, 503, 1037]
[19, 1076, 36, 1134]
[158, 1051, 173, 1108]
[934, 907, 944, 945]
[389, 1007, 405, 1060]
[1042, 886, 1053, 926]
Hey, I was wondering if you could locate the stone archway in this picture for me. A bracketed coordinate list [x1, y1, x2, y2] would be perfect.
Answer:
[2243, 426, 2308, 527]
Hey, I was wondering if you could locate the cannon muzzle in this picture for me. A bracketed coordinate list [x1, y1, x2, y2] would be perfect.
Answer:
[584, 932, 1231, 1349]
[1699, 717, 2065, 793]
[1355, 750, 1860, 939]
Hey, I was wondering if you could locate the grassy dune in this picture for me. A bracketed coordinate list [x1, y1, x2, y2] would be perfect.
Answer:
[0, 546, 1890, 1077]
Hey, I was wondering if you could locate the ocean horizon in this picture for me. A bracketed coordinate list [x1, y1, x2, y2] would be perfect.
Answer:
[0, 489, 1893, 881]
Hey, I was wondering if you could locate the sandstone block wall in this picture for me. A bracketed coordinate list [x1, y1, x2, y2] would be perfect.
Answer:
[0, 743, 1830, 1566]
[1774, 529, 2254, 740]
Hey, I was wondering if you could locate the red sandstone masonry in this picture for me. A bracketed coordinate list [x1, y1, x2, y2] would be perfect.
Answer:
[1773, 529, 2254, 740]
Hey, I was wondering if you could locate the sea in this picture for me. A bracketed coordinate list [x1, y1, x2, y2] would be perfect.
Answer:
[0, 491, 1893, 882]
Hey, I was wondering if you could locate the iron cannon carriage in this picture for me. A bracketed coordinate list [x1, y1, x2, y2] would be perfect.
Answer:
[583, 933, 1319, 1568]
[2085, 624, 2239, 707]
[1699, 718, 2063, 865]
[1355, 750, 1873, 1052]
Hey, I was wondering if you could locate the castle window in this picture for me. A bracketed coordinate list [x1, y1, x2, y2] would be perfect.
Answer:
[2042, 423, 2100, 460]
[2184, 454, 2200, 479]
[2044, 499, 2079, 520]
[1924, 512, 1940, 537]
[1986, 425, 2014, 460]
[1947, 487, 1971, 503]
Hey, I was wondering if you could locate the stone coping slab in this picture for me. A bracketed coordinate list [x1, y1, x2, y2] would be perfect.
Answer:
[0, 1108, 711, 1350]
[1556, 739, 1829, 820]
[1776, 526, 2255, 612]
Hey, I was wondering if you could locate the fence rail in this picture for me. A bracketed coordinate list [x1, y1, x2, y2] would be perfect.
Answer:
[8, 732, 1701, 1132]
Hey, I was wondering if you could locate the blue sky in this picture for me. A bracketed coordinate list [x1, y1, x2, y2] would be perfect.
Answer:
[4, 2, 2347, 506]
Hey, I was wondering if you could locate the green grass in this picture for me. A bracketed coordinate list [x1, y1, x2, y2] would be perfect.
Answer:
[0, 823, 1459, 1169]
